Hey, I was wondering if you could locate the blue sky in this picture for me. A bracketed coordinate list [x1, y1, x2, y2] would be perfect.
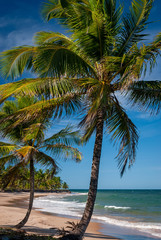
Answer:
[0, 0, 161, 189]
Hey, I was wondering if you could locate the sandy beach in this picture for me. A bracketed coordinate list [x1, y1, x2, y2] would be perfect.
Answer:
[0, 192, 119, 240]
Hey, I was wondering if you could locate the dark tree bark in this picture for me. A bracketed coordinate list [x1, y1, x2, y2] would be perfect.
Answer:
[70, 110, 104, 240]
[14, 157, 34, 229]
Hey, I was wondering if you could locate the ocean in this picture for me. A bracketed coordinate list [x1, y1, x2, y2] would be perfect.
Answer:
[33, 190, 161, 240]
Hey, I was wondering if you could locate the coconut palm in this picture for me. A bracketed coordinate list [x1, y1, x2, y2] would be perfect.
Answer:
[0, 96, 82, 229]
[0, 166, 66, 191]
[0, 0, 161, 239]
[0, 166, 30, 190]
[62, 182, 69, 190]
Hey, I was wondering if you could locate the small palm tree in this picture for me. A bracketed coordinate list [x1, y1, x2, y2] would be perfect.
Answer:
[0, 96, 82, 229]
[62, 182, 69, 190]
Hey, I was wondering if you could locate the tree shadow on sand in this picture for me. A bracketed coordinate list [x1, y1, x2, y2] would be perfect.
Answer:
[1, 225, 120, 240]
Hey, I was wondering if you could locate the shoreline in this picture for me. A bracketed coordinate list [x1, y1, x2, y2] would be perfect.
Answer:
[0, 192, 120, 240]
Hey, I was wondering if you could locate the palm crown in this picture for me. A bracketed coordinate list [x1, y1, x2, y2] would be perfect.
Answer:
[0, 96, 82, 188]
[1, 0, 160, 174]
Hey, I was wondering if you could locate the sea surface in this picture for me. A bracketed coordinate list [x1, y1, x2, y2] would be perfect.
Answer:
[33, 190, 161, 240]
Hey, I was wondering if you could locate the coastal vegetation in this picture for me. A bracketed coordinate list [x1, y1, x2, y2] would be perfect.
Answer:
[0, 166, 69, 191]
[0, 0, 161, 240]
[0, 96, 81, 229]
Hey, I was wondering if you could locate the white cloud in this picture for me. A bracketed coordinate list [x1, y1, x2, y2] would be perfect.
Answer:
[6, 30, 34, 48]
[0, 16, 50, 51]
[0, 20, 56, 52]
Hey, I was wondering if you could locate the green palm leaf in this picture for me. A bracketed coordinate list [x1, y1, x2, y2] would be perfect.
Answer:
[42, 0, 92, 32]
[44, 143, 82, 162]
[34, 43, 95, 78]
[43, 126, 81, 146]
[118, 0, 154, 55]
[0, 142, 18, 156]
[79, 112, 97, 142]
[34, 150, 59, 171]
[106, 100, 138, 176]
[34, 31, 73, 46]
[41, 0, 65, 21]
[23, 123, 45, 146]
[0, 93, 82, 129]
[0, 46, 36, 79]
[0, 77, 75, 105]
[1, 161, 25, 189]
[128, 80, 161, 113]
[103, 0, 123, 32]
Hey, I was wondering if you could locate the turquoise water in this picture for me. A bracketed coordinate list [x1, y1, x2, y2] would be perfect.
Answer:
[34, 190, 161, 240]
[73, 190, 161, 222]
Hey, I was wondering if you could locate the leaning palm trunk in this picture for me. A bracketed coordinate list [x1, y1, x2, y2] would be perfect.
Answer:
[71, 111, 104, 239]
[15, 157, 34, 229]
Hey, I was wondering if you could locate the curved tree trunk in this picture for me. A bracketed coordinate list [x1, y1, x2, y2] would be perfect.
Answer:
[69, 110, 104, 240]
[15, 157, 34, 229]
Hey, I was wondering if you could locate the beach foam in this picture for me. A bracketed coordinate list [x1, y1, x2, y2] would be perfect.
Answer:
[34, 195, 86, 217]
[104, 205, 131, 210]
[33, 192, 161, 239]
[93, 215, 161, 238]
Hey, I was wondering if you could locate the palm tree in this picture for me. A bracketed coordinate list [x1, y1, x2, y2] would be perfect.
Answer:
[0, 96, 82, 229]
[3, 166, 30, 190]
[62, 182, 69, 190]
[0, 0, 161, 239]
[0, 166, 66, 191]
[0, 166, 67, 191]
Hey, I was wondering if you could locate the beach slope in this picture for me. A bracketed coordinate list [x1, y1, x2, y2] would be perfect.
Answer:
[0, 192, 119, 240]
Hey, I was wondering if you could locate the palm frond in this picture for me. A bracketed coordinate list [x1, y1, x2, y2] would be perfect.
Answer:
[34, 31, 73, 46]
[141, 34, 161, 73]
[34, 150, 59, 171]
[0, 77, 76, 104]
[0, 142, 18, 156]
[43, 126, 81, 146]
[23, 123, 45, 146]
[1, 160, 25, 189]
[44, 143, 82, 162]
[103, 0, 123, 32]
[128, 80, 161, 114]
[79, 111, 97, 142]
[106, 100, 138, 176]
[41, 0, 65, 21]
[154, 32, 161, 45]
[41, 0, 92, 32]
[115, 39, 161, 89]
[0, 96, 39, 142]
[118, 0, 154, 55]
[34, 43, 95, 78]
[0, 46, 36, 79]
[34, 31, 96, 75]
[0, 93, 82, 129]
